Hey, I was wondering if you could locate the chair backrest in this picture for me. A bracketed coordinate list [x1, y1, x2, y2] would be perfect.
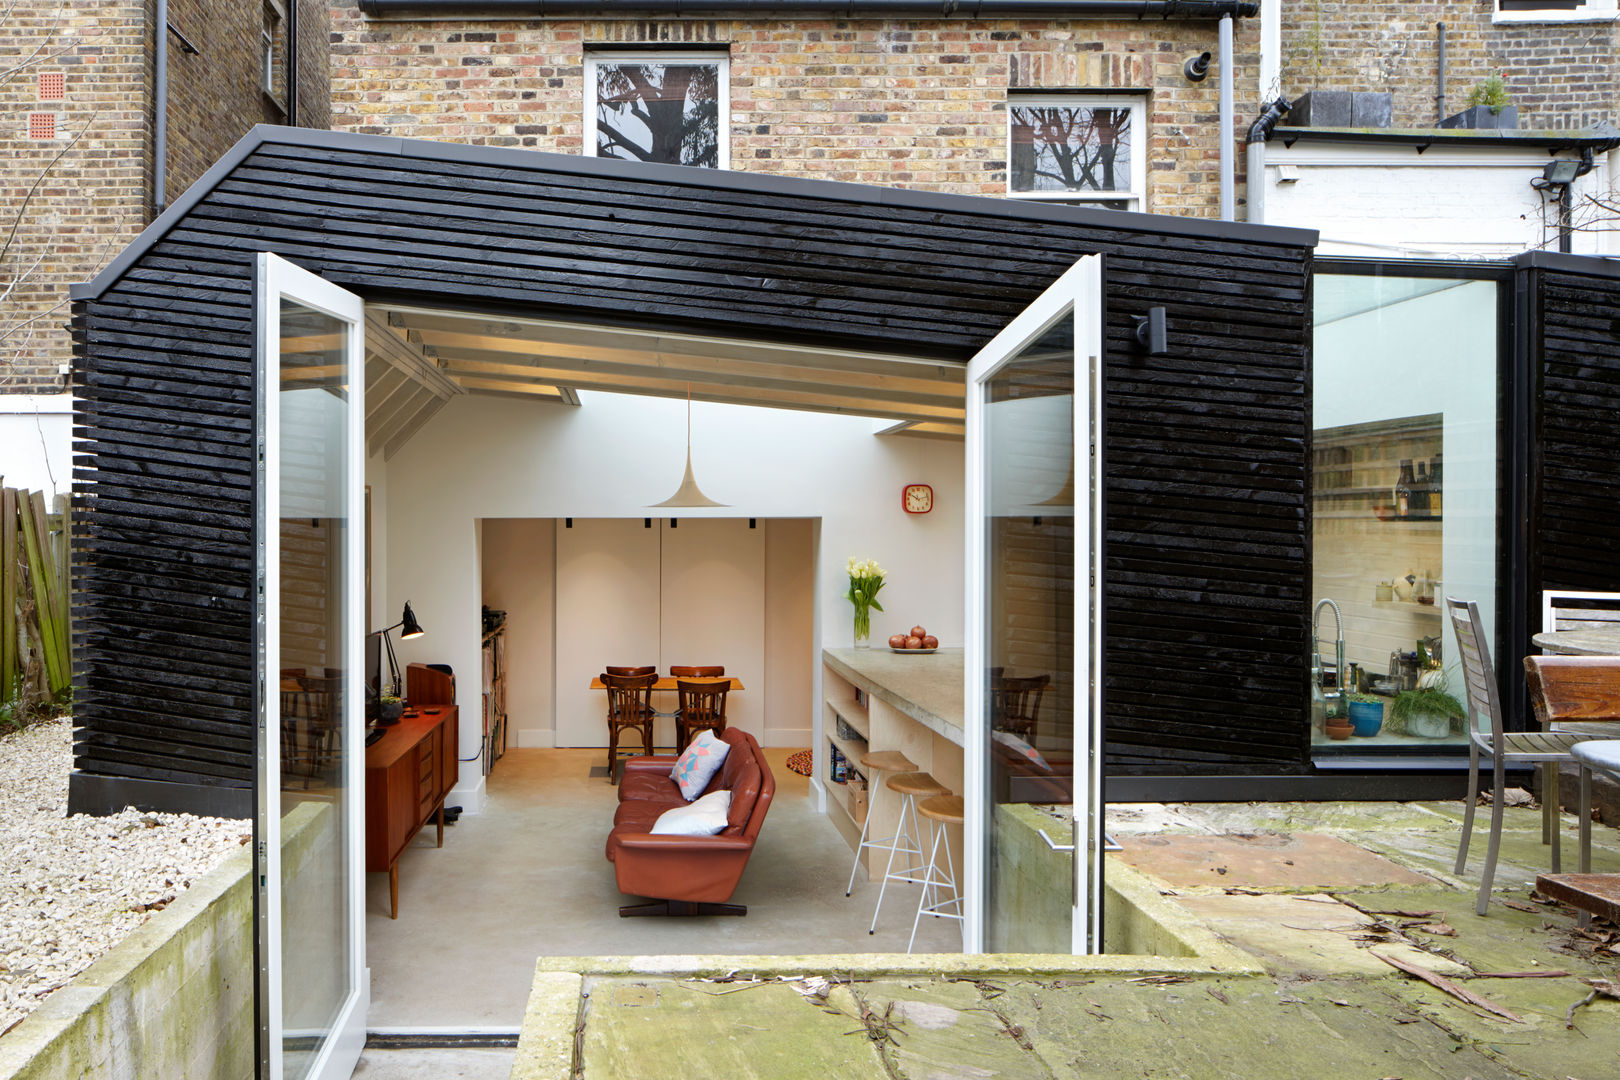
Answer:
[601, 672, 656, 724]
[999, 674, 1049, 725]
[1446, 597, 1504, 745]
[1523, 655, 1620, 726]
[676, 678, 729, 729]
[670, 665, 725, 678]
[1540, 590, 1620, 634]
[605, 665, 656, 677]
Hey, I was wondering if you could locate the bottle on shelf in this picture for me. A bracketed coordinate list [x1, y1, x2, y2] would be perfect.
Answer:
[1413, 462, 1431, 518]
[1394, 460, 1414, 517]
[1429, 454, 1443, 517]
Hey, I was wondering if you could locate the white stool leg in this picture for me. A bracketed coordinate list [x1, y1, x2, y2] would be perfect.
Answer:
[869, 792, 918, 935]
[845, 769, 880, 898]
[908, 820, 944, 954]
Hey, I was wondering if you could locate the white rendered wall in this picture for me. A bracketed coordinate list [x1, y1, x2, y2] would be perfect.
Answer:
[1263, 144, 1615, 258]
[0, 394, 72, 498]
[383, 391, 964, 813]
[481, 518, 557, 751]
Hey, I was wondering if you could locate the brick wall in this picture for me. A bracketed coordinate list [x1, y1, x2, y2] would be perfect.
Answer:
[1281, 0, 1619, 130]
[329, 12, 1262, 218]
[0, 1, 150, 394]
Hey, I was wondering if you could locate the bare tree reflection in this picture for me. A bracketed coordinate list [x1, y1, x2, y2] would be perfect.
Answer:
[595, 63, 720, 168]
[1010, 107, 1131, 194]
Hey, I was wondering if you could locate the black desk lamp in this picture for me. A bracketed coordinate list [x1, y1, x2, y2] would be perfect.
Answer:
[371, 601, 424, 697]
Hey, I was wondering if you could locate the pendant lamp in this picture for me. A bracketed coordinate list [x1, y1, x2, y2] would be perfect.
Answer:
[651, 385, 726, 508]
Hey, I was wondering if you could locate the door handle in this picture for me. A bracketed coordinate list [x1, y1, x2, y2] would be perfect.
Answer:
[1037, 828, 1075, 853]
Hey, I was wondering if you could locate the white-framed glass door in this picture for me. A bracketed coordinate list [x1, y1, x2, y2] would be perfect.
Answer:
[255, 252, 367, 1080]
[964, 255, 1105, 954]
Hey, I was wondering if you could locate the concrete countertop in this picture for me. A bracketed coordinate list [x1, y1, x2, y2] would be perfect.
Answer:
[823, 647, 965, 746]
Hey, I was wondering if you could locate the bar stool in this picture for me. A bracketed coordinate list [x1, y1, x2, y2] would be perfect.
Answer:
[869, 770, 951, 935]
[844, 750, 920, 909]
[909, 795, 964, 954]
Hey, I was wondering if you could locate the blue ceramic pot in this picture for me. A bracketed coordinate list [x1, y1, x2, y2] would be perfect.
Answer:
[1348, 700, 1383, 737]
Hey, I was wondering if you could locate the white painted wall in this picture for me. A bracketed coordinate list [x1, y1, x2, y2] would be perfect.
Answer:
[763, 519, 816, 745]
[383, 391, 964, 813]
[1263, 143, 1617, 258]
[0, 394, 72, 498]
[481, 519, 557, 752]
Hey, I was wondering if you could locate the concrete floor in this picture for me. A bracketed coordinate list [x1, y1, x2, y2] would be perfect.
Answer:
[365, 747, 960, 1028]
[352, 1047, 515, 1080]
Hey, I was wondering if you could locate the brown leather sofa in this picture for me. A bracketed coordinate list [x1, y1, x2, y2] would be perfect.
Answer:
[606, 727, 775, 916]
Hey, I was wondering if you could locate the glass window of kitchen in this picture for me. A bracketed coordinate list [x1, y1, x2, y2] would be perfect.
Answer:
[1308, 267, 1502, 760]
[585, 52, 729, 169]
[1007, 96, 1145, 210]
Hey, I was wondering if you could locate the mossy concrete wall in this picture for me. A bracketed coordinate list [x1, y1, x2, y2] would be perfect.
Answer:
[0, 846, 254, 1080]
[0, 802, 333, 1080]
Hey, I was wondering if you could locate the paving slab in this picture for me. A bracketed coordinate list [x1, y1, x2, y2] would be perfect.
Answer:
[578, 977, 883, 1079]
[1175, 892, 1470, 977]
[351, 1048, 517, 1080]
[1163, 799, 1464, 836]
[828, 978, 1055, 1079]
[994, 975, 1521, 1080]
[1358, 823, 1620, 893]
[1116, 832, 1435, 889]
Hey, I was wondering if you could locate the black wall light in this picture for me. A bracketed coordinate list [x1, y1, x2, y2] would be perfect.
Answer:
[1133, 307, 1168, 355]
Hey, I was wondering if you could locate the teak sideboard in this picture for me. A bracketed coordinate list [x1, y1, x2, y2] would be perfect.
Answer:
[365, 705, 458, 918]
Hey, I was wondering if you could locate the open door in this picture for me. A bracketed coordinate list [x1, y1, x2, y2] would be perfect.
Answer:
[255, 253, 367, 1080]
[964, 255, 1105, 954]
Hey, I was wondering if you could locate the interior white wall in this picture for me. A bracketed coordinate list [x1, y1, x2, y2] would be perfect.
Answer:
[366, 453, 389, 636]
[383, 391, 964, 813]
[1264, 144, 1612, 258]
[1314, 278, 1499, 696]
[764, 519, 816, 745]
[0, 394, 72, 498]
[481, 518, 556, 750]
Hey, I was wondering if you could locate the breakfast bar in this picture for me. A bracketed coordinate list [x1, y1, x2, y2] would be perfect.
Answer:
[822, 647, 966, 882]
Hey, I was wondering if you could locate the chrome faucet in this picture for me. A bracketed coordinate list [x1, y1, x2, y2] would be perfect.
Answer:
[1312, 598, 1345, 694]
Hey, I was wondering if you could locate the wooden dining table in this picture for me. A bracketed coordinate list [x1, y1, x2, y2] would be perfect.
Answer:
[1532, 628, 1620, 656]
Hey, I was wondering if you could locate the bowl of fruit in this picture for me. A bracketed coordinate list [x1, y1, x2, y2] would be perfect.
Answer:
[888, 626, 939, 654]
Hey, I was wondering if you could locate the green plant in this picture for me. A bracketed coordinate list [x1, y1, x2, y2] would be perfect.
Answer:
[1467, 74, 1512, 115]
[1347, 692, 1383, 705]
[1389, 684, 1467, 735]
[844, 556, 886, 643]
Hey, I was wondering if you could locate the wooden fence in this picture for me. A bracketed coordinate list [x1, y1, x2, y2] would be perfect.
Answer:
[1, 482, 70, 724]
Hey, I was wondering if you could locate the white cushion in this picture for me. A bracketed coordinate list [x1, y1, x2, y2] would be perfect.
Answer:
[650, 788, 733, 836]
[669, 729, 730, 801]
[992, 730, 1053, 773]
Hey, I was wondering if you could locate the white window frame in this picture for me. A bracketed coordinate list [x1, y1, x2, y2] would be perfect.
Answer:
[584, 50, 731, 170]
[1006, 94, 1147, 211]
[1493, 0, 1617, 23]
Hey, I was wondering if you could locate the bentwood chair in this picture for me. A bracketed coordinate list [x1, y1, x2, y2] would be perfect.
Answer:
[605, 665, 657, 678]
[670, 665, 725, 678]
[674, 677, 730, 750]
[994, 674, 1049, 742]
[1449, 597, 1594, 915]
[601, 672, 657, 782]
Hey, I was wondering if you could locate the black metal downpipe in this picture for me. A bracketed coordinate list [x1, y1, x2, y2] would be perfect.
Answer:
[359, 0, 1260, 17]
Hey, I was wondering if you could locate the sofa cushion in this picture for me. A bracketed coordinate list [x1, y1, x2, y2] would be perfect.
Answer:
[619, 768, 684, 805]
[993, 730, 1053, 773]
[723, 754, 762, 835]
[670, 729, 729, 800]
[651, 789, 732, 836]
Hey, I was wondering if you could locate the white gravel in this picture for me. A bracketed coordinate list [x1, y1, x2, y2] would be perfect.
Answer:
[0, 718, 247, 1035]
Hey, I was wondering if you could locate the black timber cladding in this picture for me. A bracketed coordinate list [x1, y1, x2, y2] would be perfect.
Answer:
[68, 126, 1316, 814]
[1525, 252, 1620, 641]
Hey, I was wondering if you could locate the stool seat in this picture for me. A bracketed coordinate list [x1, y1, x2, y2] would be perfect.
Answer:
[917, 795, 964, 825]
[887, 771, 950, 798]
[860, 750, 917, 774]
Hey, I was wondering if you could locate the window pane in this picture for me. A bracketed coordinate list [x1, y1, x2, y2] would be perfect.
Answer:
[595, 62, 720, 168]
[1010, 106, 1132, 195]
[1309, 274, 1498, 758]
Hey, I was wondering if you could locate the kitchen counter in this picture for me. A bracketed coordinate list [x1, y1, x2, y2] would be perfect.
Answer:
[822, 647, 965, 746]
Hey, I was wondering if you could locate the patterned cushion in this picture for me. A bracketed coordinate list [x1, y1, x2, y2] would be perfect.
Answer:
[993, 730, 1053, 773]
[669, 728, 730, 801]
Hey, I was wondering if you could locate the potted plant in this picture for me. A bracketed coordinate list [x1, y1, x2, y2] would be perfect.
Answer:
[1346, 692, 1385, 737]
[376, 689, 405, 725]
[844, 556, 886, 648]
[1389, 678, 1466, 739]
[1441, 75, 1518, 130]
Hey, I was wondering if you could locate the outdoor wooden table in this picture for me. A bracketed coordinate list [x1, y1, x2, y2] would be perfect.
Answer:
[1532, 628, 1620, 656]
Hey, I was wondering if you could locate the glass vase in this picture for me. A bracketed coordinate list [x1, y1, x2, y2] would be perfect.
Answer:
[852, 607, 871, 649]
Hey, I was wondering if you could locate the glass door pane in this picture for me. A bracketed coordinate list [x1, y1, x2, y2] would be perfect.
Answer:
[257, 253, 366, 1080]
[965, 255, 1104, 955]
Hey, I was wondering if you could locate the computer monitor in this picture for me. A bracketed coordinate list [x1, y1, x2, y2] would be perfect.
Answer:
[365, 633, 381, 699]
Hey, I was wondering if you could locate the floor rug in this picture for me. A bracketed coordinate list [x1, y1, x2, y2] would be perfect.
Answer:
[785, 750, 813, 777]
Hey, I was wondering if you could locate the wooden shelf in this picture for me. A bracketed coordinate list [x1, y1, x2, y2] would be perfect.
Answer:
[829, 729, 870, 770]
[825, 694, 870, 739]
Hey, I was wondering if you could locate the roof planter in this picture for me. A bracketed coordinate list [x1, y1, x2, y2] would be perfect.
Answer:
[356, 0, 1261, 17]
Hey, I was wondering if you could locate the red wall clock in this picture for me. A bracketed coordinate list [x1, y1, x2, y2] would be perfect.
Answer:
[903, 483, 933, 514]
